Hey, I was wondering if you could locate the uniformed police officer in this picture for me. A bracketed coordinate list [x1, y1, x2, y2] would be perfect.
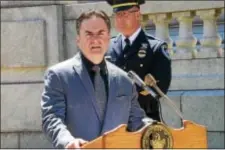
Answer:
[105, 0, 172, 121]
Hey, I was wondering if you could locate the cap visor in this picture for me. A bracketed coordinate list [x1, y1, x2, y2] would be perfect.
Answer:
[113, 5, 135, 13]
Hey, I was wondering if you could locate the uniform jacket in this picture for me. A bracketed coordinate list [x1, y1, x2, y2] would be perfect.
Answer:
[106, 29, 172, 120]
[41, 52, 146, 148]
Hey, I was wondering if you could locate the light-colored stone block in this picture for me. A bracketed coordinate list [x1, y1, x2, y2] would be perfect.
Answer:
[0, 1, 55, 7]
[141, 1, 224, 14]
[181, 90, 224, 131]
[207, 132, 225, 148]
[170, 75, 224, 90]
[170, 58, 224, 90]
[172, 58, 224, 78]
[1, 5, 64, 65]
[1, 84, 44, 132]
[20, 132, 53, 148]
[1, 20, 47, 83]
[1, 133, 19, 148]
[65, 20, 79, 59]
[1, 67, 47, 83]
[64, 1, 113, 20]
[55, 1, 78, 5]
[64, 1, 224, 19]
[1, 20, 46, 67]
[160, 91, 183, 128]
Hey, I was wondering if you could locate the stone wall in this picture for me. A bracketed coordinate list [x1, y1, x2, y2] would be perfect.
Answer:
[1, 1, 224, 148]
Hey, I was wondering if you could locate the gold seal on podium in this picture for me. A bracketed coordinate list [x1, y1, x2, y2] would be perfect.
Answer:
[141, 122, 173, 148]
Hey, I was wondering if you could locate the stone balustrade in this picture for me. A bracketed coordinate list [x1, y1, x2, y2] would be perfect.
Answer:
[62, 1, 224, 59]
[141, 8, 224, 59]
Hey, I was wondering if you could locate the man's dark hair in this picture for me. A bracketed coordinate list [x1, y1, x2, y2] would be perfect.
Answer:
[76, 10, 111, 34]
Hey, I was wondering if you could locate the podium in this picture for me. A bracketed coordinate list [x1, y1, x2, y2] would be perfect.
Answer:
[81, 120, 207, 148]
[81, 72, 208, 148]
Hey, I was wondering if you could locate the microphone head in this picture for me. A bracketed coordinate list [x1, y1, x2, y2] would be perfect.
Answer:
[127, 71, 145, 87]
[127, 70, 135, 79]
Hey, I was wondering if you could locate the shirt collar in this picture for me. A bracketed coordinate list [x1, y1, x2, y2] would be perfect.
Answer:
[121, 26, 142, 48]
[81, 52, 107, 74]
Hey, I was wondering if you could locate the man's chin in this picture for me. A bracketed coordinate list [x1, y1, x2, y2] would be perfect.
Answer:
[91, 51, 102, 55]
[89, 56, 104, 64]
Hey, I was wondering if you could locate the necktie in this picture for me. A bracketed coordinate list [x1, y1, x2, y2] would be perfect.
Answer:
[92, 65, 107, 123]
[123, 38, 131, 53]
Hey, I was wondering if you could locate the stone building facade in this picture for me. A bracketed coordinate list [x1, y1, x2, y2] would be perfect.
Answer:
[1, 1, 224, 148]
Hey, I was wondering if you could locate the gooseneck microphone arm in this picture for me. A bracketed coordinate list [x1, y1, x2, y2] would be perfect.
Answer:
[127, 70, 184, 120]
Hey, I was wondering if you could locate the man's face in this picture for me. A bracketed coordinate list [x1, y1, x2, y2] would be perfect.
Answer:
[76, 16, 110, 64]
[114, 6, 141, 36]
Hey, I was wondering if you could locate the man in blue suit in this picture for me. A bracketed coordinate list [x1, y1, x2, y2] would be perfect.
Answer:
[41, 10, 150, 149]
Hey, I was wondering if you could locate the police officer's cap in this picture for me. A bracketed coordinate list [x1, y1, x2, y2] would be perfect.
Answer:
[106, 0, 145, 13]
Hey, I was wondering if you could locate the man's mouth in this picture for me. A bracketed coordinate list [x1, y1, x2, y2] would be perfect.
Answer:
[91, 46, 101, 52]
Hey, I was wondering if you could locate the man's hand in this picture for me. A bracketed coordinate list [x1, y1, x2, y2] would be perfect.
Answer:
[65, 138, 88, 149]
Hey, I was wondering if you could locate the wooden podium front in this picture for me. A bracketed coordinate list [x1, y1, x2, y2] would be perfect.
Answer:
[81, 120, 207, 148]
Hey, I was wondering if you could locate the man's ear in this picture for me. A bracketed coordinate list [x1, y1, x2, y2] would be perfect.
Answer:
[136, 10, 141, 21]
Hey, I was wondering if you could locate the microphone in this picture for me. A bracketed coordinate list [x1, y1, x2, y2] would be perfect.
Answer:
[127, 71, 157, 98]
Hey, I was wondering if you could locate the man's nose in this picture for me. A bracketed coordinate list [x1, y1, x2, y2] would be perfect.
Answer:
[91, 37, 101, 44]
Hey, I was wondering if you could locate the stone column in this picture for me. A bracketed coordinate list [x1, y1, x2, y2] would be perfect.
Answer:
[197, 9, 222, 58]
[149, 13, 173, 56]
[172, 11, 197, 59]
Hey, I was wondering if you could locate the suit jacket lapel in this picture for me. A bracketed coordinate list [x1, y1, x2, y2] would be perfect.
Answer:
[100, 62, 117, 134]
[72, 53, 101, 122]
[105, 62, 117, 113]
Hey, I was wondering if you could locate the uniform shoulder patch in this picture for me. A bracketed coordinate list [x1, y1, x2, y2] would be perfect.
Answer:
[160, 43, 171, 60]
[143, 31, 170, 61]
[144, 32, 167, 49]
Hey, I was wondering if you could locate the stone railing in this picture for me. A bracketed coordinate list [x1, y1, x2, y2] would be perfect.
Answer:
[63, 1, 224, 59]
[141, 8, 224, 59]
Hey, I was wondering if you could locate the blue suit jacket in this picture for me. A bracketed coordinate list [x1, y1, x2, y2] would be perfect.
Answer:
[41, 53, 146, 148]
